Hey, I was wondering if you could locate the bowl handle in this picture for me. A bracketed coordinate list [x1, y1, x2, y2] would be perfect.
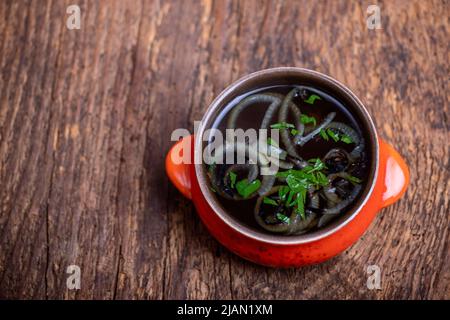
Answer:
[379, 139, 410, 208]
[165, 135, 194, 199]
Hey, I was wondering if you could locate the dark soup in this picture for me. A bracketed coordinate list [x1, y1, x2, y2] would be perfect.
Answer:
[204, 85, 369, 235]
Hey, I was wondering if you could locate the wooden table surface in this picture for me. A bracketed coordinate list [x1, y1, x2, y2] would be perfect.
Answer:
[0, 0, 448, 300]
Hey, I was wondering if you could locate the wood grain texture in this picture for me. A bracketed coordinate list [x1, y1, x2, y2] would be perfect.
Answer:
[0, 0, 448, 299]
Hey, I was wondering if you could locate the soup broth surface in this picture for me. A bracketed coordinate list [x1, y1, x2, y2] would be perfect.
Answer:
[204, 85, 369, 235]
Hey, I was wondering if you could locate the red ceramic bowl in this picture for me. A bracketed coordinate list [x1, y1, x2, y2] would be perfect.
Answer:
[166, 68, 409, 267]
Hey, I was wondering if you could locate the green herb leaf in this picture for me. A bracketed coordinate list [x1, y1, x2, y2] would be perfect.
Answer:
[304, 94, 321, 105]
[296, 193, 306, 219]
[300, 114, 317, 126]
[319, 128, 329, 141]
[278, 186, 290, 201]
[340, 134, 353, 144]
[290, 128, 299, 135]
[229, 171, 237, 188]
[286, 190, 295, 207]
[286, 175, 307, 192]
[345, 174, 362, 185]
[270, 122, 295, 130]
[316, 171, 329, 186]
[275, 158, 330, 220]
[308, 158, 327, 171]
[267, 137, 278, 147]
[263, 197, 278, 206]
[276, 213, 290, 224]
[326, 128, 340, 142]
[236, 179, 261, 198]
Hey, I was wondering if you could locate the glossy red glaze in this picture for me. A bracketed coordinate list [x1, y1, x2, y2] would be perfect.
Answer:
[166, 137, 192, 199]
[166, 135, 409, 267]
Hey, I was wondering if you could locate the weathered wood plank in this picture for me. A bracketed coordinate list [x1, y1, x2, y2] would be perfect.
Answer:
[0, 0, 448, 299]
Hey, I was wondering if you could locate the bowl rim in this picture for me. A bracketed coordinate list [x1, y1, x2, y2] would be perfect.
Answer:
[194, 67, 379, 245]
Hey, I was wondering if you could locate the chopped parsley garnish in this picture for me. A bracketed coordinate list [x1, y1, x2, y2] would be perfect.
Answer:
[320, 128, 354, 144]
[290, 128, 299, 135]
[308, 158, 327, 172]
[236, 179, 261, 198]
[300, 114, 317, 126]
[304, 94, 321, 105]
[340, 134, 353, 144]
[315, 171, 329, 186]
[229, 171, 237, 188]
[267, 137, 278, 147]
[296, 189, 306, 219]
[276, 213, 290, 224]
[276, 159, 328, 219]
[286, 189, 294, 206]
[270, 122, 295, 130]
[319, 128, 329, 141]
[326, 128, 339, 142]
[345, 174, 362, 185]
[278, 186, 290, 200]
[263, 197, 278, 206]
